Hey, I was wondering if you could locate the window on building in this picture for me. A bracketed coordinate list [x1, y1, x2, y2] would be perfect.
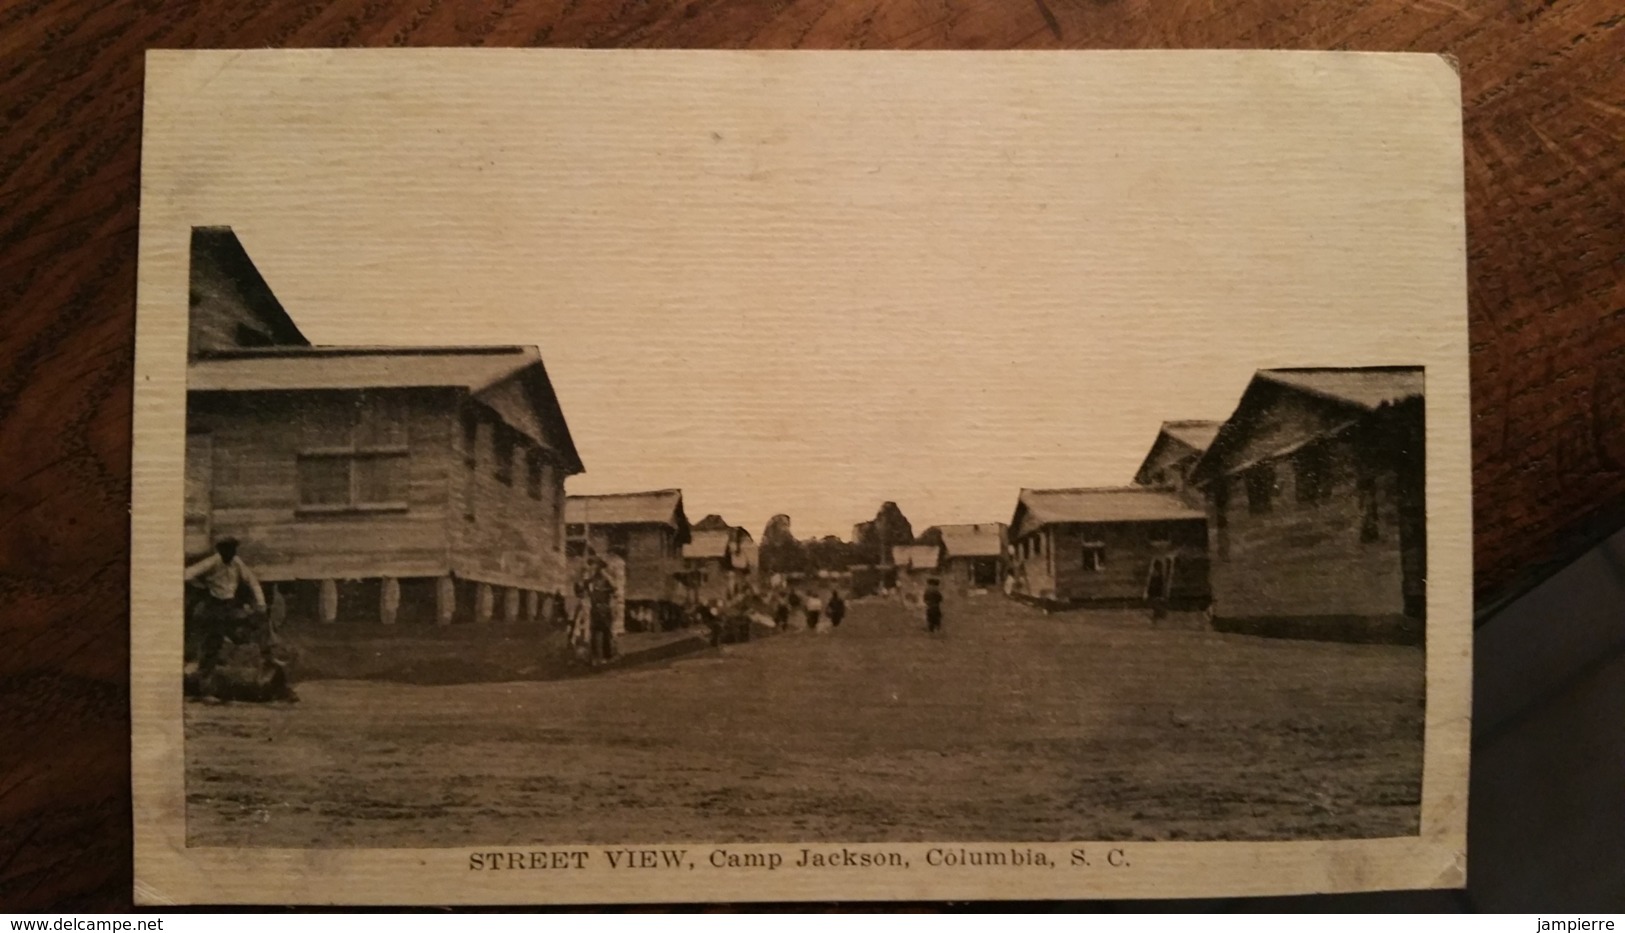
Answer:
[607, 528, 630, 558]
[525, 448, 544, 500]
[1034, 534, 1044, 556]
[1081, 543, 1106, 571]
[461, 409, 479, 468]
[566, 523, 586, 537]
[1295, 444, 1331, 505]
[493, 427, 516, 485]
[1358, 468, 1381, 543]
[296, 391, 410, 511]
[1245, 463, 1277, 514]
[565, 540, 586, 558]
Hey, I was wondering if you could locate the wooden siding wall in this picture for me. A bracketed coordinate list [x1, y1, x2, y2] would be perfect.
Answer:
[1206, 434, 1409, 619]
[1139, 440, 1200, 494]
[942, 556, 1001, 591]
[683, 556, 736, 605]
[186, 388, 454, 580]
[570, 525, 682, 604]
[1221, 387, 1358, 475]
[447, 393, 568, 594]
[1141, 444, 1208, 509]
[1010, 528, 1054, 598]
[1046, 520, 1208, 604]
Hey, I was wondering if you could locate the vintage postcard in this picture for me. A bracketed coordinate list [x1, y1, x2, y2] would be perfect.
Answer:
[131, 49, 1471, 904]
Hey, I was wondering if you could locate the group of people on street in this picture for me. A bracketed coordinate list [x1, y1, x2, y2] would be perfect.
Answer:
[770, 586, 847, 632]
[183, 537, 953, 700]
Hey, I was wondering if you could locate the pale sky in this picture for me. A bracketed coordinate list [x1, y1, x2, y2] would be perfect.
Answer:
[147, 51, 1465, 540]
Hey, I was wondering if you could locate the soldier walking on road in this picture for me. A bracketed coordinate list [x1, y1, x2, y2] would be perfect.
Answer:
[827, 590, 846, 628]
[803, 591, 823, 630]
[923, 577, 944, 635]
[580, 561, 618, 666]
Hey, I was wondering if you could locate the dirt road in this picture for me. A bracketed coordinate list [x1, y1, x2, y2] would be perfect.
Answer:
[186, 596, 1424, 847]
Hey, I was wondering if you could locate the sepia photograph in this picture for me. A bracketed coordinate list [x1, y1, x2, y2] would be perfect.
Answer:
[131, 49, 1471, 904]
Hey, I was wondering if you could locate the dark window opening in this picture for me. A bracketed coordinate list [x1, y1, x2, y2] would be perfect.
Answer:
[296, 391, 411, 511]
[493, 427, 516, 485]
[1081, 543, 1106, 571]
[1245, 463, 1277, 515]
[1359, 469, 1381, 543]
[1295, 444, 1331, 504]
[297, 451, 408, 509]
[461, 410, 479, 468]
[525, 448, 544, 500]
[607, 528, 630, 558]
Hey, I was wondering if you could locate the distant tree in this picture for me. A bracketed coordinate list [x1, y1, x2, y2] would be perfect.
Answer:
[806, 535, 859, 572]
[857, 501, 915, 565]
[916, 526, 944, 548]
[759, 514, 808, 575]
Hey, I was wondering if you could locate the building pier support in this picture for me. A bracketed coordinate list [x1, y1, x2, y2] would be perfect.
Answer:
[318, 579, 338, 624]
[380, 577, 400, 625]
[436, 576, 456, 626]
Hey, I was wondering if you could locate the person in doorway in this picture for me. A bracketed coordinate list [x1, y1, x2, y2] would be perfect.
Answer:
[1146, 558, 1170, 622]
[923, 577, 944, 635]
[826, 590, 846, 628]
[184, 536, 268, 678]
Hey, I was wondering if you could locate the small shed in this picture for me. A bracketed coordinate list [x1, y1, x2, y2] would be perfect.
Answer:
[928, 523, 1008, 592]
[565, 490, 692, 631]
[680, 523, 756, 606]
[890, 544, 943, 600]
[1006, 487, 1209, 609]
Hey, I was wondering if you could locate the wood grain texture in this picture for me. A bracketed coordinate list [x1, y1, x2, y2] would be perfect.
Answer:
[0, 0, 1620, 911]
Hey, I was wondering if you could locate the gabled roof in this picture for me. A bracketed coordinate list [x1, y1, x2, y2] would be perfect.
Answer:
[190, 226, 310, 350]
[566, 489, 690, 542]
[1255, 368, 1423, 411]
[933, 523, 1007, 559]
[891, 545, 941, 571]
[1133, 419, 1223, 486]
[1161, 420, 1222, 452]
[188, 345, 539, 393]
[1011, 487, 1205, 536]
[188, 345, 584, 474]
[683, 530, 733, 561]
[1189, 366, 1424, 484]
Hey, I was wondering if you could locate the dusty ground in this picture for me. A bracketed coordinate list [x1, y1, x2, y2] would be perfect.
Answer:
[185, 596, 1425, 847]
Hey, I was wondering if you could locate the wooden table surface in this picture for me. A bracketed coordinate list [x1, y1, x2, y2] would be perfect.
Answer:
[2, 0, 1622, 911]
